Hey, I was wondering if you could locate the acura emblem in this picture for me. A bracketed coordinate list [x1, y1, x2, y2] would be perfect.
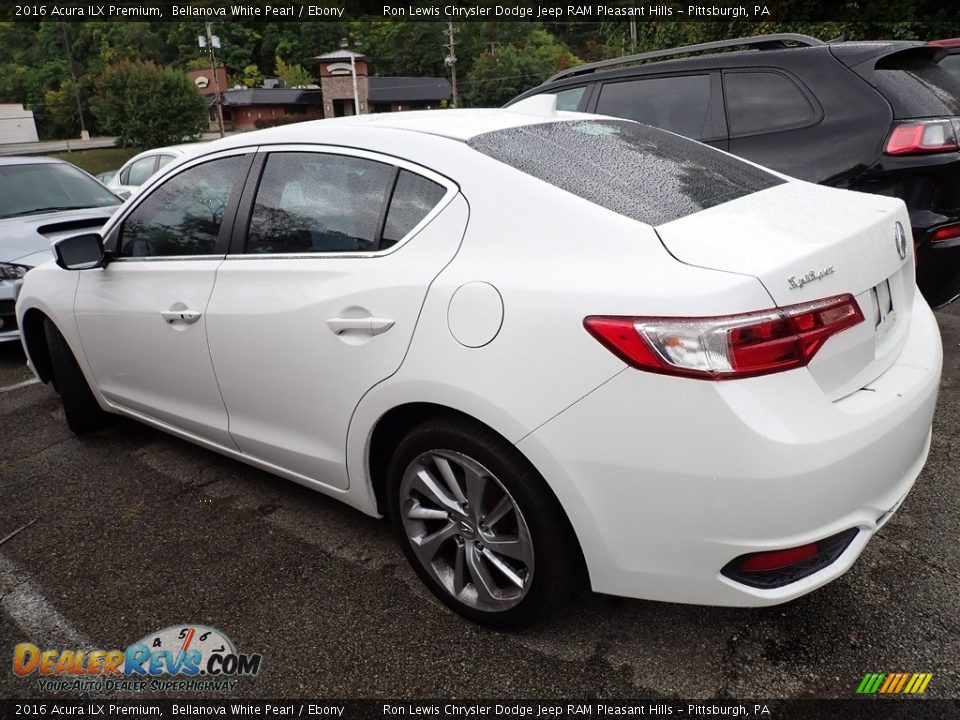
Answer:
[895, 222, 907, 261]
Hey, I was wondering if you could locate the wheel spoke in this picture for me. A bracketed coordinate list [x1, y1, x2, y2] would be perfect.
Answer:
[484, 494, 513, 527]
[411, 522, 457, 564]
[481, 547, 525, 589]
[411, 468, 460, 514]
[433, 455, 468, 505]
[464, 468, 488, 522]
[453, 542, 467, 595]
[406, 503, 449, 521]
[465, 545, 499, 604]
[483, 535, 533, 566]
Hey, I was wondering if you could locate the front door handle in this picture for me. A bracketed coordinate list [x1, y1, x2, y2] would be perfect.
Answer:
[326, 316, 395, 336]
[160, 309, 202, 325]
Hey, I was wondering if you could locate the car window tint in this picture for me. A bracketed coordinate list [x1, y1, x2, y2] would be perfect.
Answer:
[552, 86, 586, 112]
[596, 75, 712, 140]
[120, 155, 244, 257]
[381, 170, 446, 249]
[127, 156, 158, 186]
[468, 120, 783, 227]
[724, 72, 815, 136]
[247, 153, 394, 254]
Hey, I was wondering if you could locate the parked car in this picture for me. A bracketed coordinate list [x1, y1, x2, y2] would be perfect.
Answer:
[17, 108, 941, 628]
[511, 33, 960, 308]
[106, 144, 200, 197]
[95, 170, 116, 185]
[0, 157, 121, 342]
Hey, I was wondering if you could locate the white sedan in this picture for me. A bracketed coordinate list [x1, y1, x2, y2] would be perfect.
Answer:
[16, 105, 942, 628]
[105, 144, 200, 198]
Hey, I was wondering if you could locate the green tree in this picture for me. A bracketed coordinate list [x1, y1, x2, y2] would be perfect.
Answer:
[275, 56, 314, 87]
[90, 61, 207, 147]
[462, 29, 580, 107]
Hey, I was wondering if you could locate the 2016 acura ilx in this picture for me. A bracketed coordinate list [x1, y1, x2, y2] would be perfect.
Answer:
[16, 103, 942, 628]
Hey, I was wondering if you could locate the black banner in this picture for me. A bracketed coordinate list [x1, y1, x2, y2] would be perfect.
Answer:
[2, 700, 960, 720]
[2, 0, 960, 23]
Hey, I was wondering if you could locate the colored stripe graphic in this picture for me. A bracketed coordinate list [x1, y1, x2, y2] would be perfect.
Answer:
[857, 673, 932, 694]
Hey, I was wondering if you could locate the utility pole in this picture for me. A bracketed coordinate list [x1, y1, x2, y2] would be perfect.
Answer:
[444, 22, 458, 108]
[201, 22, 226, 138]
[341, 37, 361, 115]
[61, 24, 88, 141]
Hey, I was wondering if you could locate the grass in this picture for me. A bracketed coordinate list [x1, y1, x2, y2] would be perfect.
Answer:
[48, 147, 142, 175]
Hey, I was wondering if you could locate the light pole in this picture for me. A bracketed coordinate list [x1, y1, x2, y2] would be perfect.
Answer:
[340, 37, 361, 116]
[200, 24, 226, 137]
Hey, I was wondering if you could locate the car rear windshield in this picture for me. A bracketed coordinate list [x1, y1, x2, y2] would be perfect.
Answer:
[874, 52, 960, 117]
[467, 120, 783, 226]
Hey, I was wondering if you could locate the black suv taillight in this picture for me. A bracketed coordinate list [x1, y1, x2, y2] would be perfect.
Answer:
[885, 118, 960, 155]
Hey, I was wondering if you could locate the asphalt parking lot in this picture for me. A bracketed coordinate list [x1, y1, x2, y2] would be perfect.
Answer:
[1, 302, 958, 701]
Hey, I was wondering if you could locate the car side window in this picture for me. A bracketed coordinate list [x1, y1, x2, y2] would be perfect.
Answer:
[119, 155, 244, 258]
[156, 154, 177, 171]
[595, 74, 712, 140]
[551, 86, 586, 112]
[381, 170, 447, 249]
[723, 71, 816, 136]
[247, 153, 395, 254]
[126, 156, 158, 186]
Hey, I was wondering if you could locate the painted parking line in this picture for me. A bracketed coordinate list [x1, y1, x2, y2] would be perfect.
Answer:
[0, 378, 40, 393]
[0, 552, 90, 648]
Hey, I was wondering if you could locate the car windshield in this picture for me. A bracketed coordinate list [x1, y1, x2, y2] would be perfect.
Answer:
[0, 162, 120, 219]
[468, 119, 783, 226]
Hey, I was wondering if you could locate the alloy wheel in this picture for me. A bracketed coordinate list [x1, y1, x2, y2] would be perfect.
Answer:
[399, 450, 535, 612]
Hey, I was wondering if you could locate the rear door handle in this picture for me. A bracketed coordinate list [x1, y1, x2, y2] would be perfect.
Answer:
[326, 316, 395, 335]
[160, 309, 202, 324]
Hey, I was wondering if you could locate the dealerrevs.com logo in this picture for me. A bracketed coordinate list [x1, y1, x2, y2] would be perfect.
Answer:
[13, 625, 262, 693]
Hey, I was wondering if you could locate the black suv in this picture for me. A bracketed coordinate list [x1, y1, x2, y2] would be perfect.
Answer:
[512, 34, 960, 307]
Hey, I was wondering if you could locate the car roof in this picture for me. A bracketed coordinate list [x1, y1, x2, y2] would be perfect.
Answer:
[0, 156, 66, 167]
[124, 144, 200, 163]
[529, 39, 926, 90]
[207, 108, 594, 150]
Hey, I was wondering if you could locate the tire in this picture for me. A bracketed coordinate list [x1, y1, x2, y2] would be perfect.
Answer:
[43, 319, 110, 434]
[387, 416, 582, 629]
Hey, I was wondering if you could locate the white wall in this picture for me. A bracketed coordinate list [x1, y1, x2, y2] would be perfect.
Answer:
[0, 104, 39, 144]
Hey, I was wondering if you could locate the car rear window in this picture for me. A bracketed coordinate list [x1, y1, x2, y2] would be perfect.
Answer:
[467, 119, 783, 226]
[874, 52, 960, 117]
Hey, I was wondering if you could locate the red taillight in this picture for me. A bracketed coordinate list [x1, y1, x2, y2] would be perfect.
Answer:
[584, 294, 864, 380]
[738, 544, 819, 572]
[931, 223, 960, 242]
[884, 118, 960, 155]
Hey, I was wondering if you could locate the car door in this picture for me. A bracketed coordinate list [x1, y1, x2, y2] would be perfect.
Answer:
[204, 146, 467, 490]
[74, 149, 254, 447]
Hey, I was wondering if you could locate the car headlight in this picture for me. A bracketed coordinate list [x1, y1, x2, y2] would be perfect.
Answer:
[0, 263, 30, 280]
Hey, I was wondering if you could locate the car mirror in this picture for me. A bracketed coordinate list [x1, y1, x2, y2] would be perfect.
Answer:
[115, 188, 132, 200]
[54, 233, 107, 271]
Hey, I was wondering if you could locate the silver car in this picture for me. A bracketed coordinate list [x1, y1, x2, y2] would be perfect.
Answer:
[0, 157, 122, 342]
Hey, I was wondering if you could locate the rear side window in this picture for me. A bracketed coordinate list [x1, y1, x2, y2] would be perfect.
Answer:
[551, 86, 586, 112]
[382, 170, 446, 249]
[468, 120, 783, 227]
[126, 156, 158, 186]
[596, 75, 712, 140]
[248, 153, 394, 254]
[723, 72, 816, 136]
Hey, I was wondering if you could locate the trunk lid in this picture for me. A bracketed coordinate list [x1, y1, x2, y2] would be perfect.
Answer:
[656, 181, 916, 399]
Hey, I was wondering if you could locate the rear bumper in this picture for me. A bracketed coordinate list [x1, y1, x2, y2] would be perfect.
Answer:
[518, 294, 942, 606]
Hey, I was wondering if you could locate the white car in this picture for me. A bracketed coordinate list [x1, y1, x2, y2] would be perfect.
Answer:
[16, 106, 942, 628]
[106, 144, 200, 197]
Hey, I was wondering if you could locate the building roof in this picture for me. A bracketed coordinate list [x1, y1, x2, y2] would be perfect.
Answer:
[220, 88, 324, 107]
[313, 49, 367, 61]
[367, 77, 453, 103]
